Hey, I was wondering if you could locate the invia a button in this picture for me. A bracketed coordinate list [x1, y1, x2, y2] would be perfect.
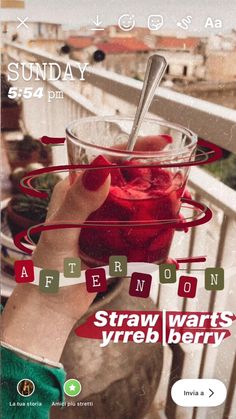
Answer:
[171, 379, 227, 407]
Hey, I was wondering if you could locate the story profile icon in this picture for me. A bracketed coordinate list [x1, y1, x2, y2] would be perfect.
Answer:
[17, 379, 35, 397]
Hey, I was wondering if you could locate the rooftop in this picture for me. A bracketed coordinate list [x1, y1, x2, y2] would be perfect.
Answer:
[156, 36, 202, 50]
[97, 37, 151, 54]
[66, 36, 94, 49]
[66, 36, 152, 54]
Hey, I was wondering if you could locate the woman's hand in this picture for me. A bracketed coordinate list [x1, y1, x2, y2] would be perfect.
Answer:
[2, 166, 110, 362]
[32, 165, 110, 320]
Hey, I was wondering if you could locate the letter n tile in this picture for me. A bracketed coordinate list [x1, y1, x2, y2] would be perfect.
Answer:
[129, 272, 152, 298]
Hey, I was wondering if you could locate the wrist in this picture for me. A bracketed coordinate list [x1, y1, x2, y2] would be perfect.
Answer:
[2, 284, 75, 362]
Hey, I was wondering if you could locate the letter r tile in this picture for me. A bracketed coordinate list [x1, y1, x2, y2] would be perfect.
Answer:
[14, 260, 34, 283]
[129, 272, 152, 298]
[85, 268, 107, 293]
[109, 256, 127, 277]
[39, 270, 59, 293]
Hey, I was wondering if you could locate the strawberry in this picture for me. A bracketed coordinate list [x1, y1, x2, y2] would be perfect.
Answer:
[121, 160, 151, 182]
[135, 134, 173, 151]
[151, 167, 172, 190]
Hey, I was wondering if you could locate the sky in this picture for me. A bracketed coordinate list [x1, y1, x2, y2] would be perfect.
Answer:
[1, 0, 236, 35]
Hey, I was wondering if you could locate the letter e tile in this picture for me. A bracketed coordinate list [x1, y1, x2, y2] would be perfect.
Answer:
[85, 268, 107, 293]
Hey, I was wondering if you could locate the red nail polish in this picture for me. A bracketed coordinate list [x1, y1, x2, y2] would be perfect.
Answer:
[159, 134, 173, 144]
[82, 155, 110, 191]
[166, 257, 180, 270]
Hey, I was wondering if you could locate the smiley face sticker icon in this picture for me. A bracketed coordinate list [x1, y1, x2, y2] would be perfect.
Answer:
[118, 14, 135, 31]
[148, 15, 164, 31]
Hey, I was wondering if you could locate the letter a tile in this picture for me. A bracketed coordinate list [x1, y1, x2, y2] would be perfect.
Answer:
[14, 260, 34, 283]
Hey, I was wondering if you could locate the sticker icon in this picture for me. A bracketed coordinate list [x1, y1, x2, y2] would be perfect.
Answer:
[17, 379, 35, 397]
[148, 15, 164, 31]
[118, 14, 135, 31]
[64, 379, 82, 397]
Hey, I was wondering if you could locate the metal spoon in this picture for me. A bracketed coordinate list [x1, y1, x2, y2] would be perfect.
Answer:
[126, 54, 167, 152]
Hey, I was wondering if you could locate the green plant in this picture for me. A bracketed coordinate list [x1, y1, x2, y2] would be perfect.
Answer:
[11, 173, 60, 222]
[204, 153, 236, 191]
[223, 154, 236, 190]
[17, 135, 43, 160]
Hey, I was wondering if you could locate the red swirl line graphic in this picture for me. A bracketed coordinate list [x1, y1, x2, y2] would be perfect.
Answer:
[39, 136, 222, 163]
[40, 136, 65, 145]
[13, 198, 212, 254]
[20, 138, 222, 199]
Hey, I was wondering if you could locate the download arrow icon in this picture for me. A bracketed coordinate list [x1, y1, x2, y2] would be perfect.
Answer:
[209, 388, 214, 398]
[91, 16, 103, 28]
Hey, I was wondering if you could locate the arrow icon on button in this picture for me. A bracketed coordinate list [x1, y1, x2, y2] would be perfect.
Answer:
[209, 388, 214, 398]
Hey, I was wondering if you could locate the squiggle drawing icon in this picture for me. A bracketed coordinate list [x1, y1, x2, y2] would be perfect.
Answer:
[177, 15, 192, 30]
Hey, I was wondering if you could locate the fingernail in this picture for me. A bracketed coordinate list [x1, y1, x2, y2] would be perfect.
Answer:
[160, 134, 173, 144]
[166, 257, 180, 270]
[82, 155, 110, 191]
[183, 189, 192, 200]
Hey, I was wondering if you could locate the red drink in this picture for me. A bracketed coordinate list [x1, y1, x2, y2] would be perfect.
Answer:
[66, 116, 197, 267]
[79, 156, 185, 265]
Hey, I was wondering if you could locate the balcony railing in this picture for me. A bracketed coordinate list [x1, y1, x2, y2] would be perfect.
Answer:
[3, 42, 236, 419]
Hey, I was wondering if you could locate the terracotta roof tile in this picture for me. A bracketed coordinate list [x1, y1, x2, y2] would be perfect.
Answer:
[67, 36, 94, 49]
[156, 37, 201, 50]
[97, 37, 151, 54]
